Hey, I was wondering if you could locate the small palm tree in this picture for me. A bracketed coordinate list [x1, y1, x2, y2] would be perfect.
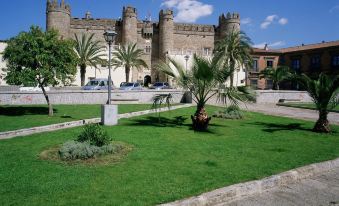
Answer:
[214, 30, 253, 86]
[259, 66, 292, 90]
[157, 54, 255, 131]
[74, 33, 106, 86]
[112, 43, 148, 82]
[292, 73, 339, 133]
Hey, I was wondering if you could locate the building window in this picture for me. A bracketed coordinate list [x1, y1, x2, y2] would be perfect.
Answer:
[250, 79, 258, 89]
[332, 55, 339, 67]
[266, 60, 273, 68]
[310, 55, 321, 69]
[253, 59, 258, 72]
[145, 46, 151, 53]
[266, 79, 273, 89]
[292, 59, 301, 71]
[203, 47, 210, 56]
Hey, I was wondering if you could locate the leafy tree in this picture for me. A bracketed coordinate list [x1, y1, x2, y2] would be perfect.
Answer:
[157, 54, 255, 131]
[214, 30, 253, 86]
[74, 33, 106, 86]
[112, 43, 148, 82]
[3, 26, 78, 116]
[259, 66, 292, 90]
[292, 73, 339, 133]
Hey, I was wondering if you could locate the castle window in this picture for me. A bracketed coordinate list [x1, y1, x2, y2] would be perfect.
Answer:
[266, 60, 273, 68]
[292, 59, 301, 72]
[332, 55, 339, 67]
[250, 79, 258, 89]
[252, 59, 258, 72]
[310, 55, 321, 69]
[145, 46, 151, 54]
[203, 47, 210, 56]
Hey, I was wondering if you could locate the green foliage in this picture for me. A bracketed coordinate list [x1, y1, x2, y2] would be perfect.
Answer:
[58, 140, 122, 160]
[3, 26, 78, 87]
[73, 33, 106, 86]
[112, 43, 148, 82]
[259, 66, 293, 90]
[77, 124, 111, 147]
[213, 105, 244, 119]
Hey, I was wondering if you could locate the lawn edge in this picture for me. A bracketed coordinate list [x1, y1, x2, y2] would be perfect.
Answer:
[0, 104, 193, 140]
[160, 157, 339, 206]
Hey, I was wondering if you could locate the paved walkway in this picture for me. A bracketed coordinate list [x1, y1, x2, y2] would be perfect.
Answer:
[242, 104, 339, 125]
[224, 168, 339, 206]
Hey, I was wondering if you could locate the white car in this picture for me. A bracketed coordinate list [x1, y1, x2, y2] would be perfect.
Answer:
[19, 86, 50, 92]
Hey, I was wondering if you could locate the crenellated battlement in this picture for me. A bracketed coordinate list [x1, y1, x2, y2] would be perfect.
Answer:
[47, 0, 71, 14]
[159, 9, 174, 21]
[219, 12, 240, 23]
[123, 6, 137, 17]
[174, 23, 215, 33]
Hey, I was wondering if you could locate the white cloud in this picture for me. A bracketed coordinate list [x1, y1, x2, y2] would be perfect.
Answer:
[260, 15, 288, 29]
[241, 18, 252, 25]
[279, 18, 288, 25]
[253, 41, 286, 49]
[330, 5, 339, 13]
[161, 0, 213, 23]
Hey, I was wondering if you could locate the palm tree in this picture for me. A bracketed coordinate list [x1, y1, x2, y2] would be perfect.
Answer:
[214, 30, 253, 86]
[259, 66, 292, 90]
[292, 73, 339, 133]
[112, 43, 148, 82]
[157, 54, 255, 131]
[73, 33, 106, 86]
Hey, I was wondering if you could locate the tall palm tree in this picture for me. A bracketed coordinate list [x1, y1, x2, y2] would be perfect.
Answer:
[292, 73, 339, 133]
[112, 43, 148, 82]
[214, 30, 253, 86]
[74, 33, 106, 86]
[157, 54, 255, 131]
[259, 66, 292, 90]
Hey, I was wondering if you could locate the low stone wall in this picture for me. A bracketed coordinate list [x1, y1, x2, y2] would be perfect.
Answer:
[256, 90, 312, 104]
[0, 90, 187, 105]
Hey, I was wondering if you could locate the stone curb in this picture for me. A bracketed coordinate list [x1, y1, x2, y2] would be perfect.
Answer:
[0, 104, 193, 140]
[160, 157, 339, 206]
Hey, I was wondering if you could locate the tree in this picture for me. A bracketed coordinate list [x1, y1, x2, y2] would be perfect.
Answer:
[292, 73, 339, 133]
[259, 66, 292, 90]
[214, 30, 253, 86]
[112, 43, 148, 82]
[74, 33, 106, 86]
[157, 54, 255, 131]
[3, 26, 78, 116]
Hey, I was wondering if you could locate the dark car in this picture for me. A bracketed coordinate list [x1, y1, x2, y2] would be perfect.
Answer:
[150, 82, 171, 90]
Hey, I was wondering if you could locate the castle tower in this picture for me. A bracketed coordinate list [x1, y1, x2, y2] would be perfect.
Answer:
[122, 6, 138, 45]
[219, 12, 240, 39]
[158, 9, 174, 81]
[46, 0, 71, 39]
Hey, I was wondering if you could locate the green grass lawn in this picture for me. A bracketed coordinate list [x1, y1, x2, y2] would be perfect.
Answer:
[0, 106, 338, 205]
[278, 102, 339, 113]
[0, 104, 158, 132]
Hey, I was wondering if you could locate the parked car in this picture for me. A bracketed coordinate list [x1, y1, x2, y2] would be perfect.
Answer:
[150, 82, 171, 90]
[120, 82, 127, 87]
[19, 86, 50, 92]
[82, 78, 113, 90]
[119, 82, 142, 91]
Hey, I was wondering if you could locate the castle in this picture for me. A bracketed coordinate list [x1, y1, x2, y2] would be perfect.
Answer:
[46, 0, 244, 86]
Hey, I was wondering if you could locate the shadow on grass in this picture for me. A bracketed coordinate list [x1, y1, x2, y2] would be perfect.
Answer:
[0, 106, 57, 116]
[248, 122, 312, 133]
[124, 115, 224, 134]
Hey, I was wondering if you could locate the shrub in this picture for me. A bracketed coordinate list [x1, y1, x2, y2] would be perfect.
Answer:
[59, 141, 123, 160]
[77, 124, 111, 147]
[213, 105, 244, 119]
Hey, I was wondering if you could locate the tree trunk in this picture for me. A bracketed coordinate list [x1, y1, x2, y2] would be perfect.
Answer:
[313, 109, 330, 133]
[125, 65, 130, 83]
[191, 104, 211, 131]
[40, 85, 53, 116]
[80, 65, 86, 86]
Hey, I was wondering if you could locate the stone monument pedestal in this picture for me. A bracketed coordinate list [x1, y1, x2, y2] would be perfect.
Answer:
[101, 104, 118, 126]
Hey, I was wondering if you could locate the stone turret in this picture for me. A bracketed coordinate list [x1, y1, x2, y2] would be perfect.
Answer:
[158, 9, 174, 81]
[46, 0, 71, 39]
[122, 6, 138, 45]
[219, 12, 240, 38]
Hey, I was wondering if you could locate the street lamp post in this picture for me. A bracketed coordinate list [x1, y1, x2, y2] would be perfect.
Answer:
[103, 30, 117, 105]
[101, 30, 117, 126]
[184, 55, 190, 71]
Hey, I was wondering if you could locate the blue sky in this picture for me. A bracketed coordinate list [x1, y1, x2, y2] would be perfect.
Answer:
[1, 0, 339, 49]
